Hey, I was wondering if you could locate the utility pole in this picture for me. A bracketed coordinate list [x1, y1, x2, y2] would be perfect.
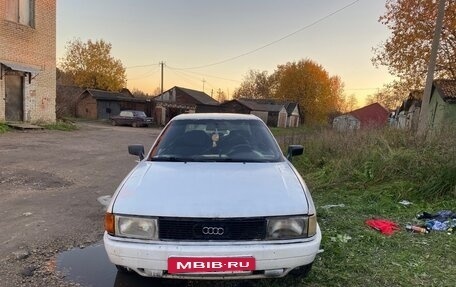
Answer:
[202, 79, 206, 92]
[417, 0, 446, 136]
[160, 61, 164, 94]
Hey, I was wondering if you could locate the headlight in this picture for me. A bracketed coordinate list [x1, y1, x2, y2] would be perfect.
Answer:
[267, 215, 317, 239]
[115, 215, 158, 240]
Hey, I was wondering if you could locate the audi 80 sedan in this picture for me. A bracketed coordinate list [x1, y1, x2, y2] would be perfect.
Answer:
[104, 113, 321, 279]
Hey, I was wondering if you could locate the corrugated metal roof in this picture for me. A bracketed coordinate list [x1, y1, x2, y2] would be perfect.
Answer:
[176, 86, 219, 105]
[84, 89, 145, 102]
[236, 99, 285, 112]
[349, 103, 389, 127]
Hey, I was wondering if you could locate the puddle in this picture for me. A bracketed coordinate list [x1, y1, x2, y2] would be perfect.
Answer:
[56, 243, 188, 287]
[57, 243, 257, 287]
[57, 243, 117, 287]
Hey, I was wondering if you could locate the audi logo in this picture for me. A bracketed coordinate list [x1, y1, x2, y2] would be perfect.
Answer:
[202, 226, 224, 235]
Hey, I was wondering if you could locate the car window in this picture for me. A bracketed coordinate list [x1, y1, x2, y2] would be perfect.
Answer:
[120, 111, 134, 117]
[133, 111, 147, 117]
[149, 119, 283, 162]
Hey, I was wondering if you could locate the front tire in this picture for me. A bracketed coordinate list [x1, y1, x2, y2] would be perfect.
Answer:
[115, 265, 132, 273]
[289, 263, 313, 278]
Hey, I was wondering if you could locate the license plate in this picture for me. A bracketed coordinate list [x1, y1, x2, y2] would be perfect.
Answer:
[168, 257, 255, 274]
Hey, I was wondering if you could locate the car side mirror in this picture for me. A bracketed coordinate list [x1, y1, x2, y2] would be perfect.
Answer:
[287, 145, 303, 161]
[128, 144, 145, 160]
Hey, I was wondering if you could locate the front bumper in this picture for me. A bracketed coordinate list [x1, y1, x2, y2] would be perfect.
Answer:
[103, 225, 321, 279]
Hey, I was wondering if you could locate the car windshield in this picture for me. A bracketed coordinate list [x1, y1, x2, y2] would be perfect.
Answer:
[149, 119, 283, 162]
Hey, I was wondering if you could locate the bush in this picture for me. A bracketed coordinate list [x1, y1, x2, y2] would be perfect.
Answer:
[0, 122, 11, 134]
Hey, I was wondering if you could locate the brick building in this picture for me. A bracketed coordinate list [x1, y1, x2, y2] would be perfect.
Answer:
[0, 0, 56, 122]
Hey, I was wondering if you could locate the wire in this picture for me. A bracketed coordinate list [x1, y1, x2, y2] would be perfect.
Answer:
[171, 0, 361, 70]
[167, 67, 203, 87]
[125, 63, 160, 69]
[127, 66, 159, 81]
[167, 65, 241, 83]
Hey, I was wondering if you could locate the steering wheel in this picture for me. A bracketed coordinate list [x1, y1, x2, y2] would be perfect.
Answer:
[227, 144, 253, 155]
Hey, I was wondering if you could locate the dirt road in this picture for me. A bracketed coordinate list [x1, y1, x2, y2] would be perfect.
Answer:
[0, 122, 161, 286]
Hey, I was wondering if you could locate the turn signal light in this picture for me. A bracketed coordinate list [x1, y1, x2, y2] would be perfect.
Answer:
[105, 212, 115, 235]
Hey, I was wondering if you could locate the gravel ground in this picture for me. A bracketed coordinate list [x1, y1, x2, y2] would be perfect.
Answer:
[0, 122, 160, 287]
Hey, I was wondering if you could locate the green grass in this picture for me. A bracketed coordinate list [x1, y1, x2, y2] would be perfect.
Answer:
[287, 127, 456, 286]
[261, 127, 455, 286]
[41, 120, 78, 131]
[0, 122, 11, 134]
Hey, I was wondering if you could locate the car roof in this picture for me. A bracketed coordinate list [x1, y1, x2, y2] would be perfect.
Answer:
[171, 113, 260, 121]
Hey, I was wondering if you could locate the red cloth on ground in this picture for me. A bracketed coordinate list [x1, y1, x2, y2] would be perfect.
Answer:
[365, 219, 400, 235]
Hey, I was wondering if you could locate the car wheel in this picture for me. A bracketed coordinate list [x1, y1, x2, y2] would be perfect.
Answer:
[289, 263, 313, 278]
[115, 265, 132, 273]
[132, 122, 138, 128]
[111, 120, 117, 126]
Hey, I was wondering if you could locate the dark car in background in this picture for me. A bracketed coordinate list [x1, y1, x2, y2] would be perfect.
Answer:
[110, 110, 153, 127]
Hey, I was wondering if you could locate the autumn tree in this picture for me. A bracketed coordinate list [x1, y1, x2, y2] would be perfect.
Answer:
[373, 0, 456, 89]
[232, 70, 273, 99]
[131, 88, 154, 98]
[329, 76, 346, 112]
[366, 81, 410, 110]
[273, 59, 343, 123]
[216, 88, 227, 102]
[60, 39, 127, 91]
[56, 68, 75, 86]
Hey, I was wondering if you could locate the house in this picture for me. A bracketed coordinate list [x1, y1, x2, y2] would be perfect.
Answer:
[154, 86, 219, 125]
[428, 79, 456, 129]
[284, 102, 301, 127]
[196, 99, 301, 128]
[214, 99, 287, 127]
[76, 89, 154, 120]
[392, 90, 422, 131]
[333, 103, 389, 131]
[405, 91, 422, 131]
[0, 0, 56, 122]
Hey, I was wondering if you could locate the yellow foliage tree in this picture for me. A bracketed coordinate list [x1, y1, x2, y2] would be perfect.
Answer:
[273, 59, 343, 123]
[232, 70, 273, 99]
[60, 39, 127, 91]
[373, 0, 456, 88]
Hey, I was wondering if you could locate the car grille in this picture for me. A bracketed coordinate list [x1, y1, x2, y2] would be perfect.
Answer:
[158, 217, 267, 241]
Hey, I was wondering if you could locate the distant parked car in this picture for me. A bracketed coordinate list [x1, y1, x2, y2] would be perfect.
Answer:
[104, 113, 321, 280]
[110, 110, 153, 127]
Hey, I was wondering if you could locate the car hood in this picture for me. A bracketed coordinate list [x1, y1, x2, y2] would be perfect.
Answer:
[112, 161, 309, 218]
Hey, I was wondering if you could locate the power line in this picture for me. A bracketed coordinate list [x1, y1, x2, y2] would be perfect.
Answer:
[127, 66, 159, 81]
[168, 66, 218, 91]
[167, 67, 202, 87]
[125, 63, 159, 69]
[167, 65, 241, 83]
[171, 0, 362, 70]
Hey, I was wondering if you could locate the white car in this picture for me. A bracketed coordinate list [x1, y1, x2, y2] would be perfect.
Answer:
[104, 113, 321, 280]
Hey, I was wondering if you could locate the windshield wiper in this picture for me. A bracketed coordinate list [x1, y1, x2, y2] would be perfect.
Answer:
[150, 156, 196, 162]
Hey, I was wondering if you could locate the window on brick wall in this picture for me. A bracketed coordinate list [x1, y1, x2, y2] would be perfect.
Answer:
[6, 0, 35, 27]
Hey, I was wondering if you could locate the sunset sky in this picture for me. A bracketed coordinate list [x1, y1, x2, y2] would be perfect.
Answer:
[57, 0, 395, 104]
